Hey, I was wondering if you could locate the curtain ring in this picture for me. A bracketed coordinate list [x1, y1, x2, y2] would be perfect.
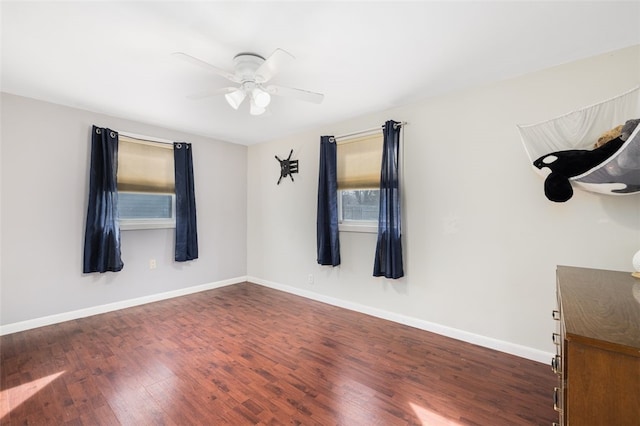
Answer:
[328, 137, 336, 143]
[110, 131, 116, 138]
[176, 143, 182, 149]
[96, 128, 102, 134]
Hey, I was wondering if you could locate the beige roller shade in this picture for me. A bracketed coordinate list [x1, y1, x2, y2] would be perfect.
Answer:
[337, 133, 383, 190]
[117, 135, 175, 193]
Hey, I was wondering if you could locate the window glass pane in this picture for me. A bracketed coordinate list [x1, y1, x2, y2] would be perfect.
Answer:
[118, 192, 173, 219]
[341, 189, 379, 221]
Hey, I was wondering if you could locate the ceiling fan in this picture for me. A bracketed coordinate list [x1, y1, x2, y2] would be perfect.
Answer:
[173, 49, 324, 116]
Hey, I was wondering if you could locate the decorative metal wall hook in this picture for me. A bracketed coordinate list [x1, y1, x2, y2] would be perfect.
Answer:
[275, 149, 299, 184]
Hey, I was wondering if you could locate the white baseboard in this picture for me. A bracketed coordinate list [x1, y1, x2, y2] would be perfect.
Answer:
[0, 276, 247, 336]
[247, 276, 553, 364]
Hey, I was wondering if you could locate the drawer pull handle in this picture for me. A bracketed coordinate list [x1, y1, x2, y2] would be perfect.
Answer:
[552, 310, 560, 320]
[552, 333, 561, 345]
[551, 355, 561, 374]
[553, 387, 561, 412]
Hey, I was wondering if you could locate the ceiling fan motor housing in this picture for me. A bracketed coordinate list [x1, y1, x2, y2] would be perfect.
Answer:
[233, 53, 266, 83]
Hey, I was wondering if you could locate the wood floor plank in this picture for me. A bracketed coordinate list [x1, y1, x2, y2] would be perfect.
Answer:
[1, 282, 557, 425]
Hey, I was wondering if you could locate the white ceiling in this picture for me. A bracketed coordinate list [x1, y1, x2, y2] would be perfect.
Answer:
[2, 1, 639, 145]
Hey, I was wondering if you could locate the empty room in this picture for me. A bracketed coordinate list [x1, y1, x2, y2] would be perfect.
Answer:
[1, 1, 639, 425]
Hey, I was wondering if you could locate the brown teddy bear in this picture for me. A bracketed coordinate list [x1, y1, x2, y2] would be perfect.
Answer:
[594, 118, 640, 148]
[594, 124, 623, 148]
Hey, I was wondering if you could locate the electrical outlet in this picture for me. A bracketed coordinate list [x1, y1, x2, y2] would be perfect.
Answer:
[308, 274, 314, 285]
[149, 258, 157, 269]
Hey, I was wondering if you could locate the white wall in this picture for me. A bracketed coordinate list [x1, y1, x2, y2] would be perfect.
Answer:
[247, 45, 640, 361]
[0, 94, 247, 327]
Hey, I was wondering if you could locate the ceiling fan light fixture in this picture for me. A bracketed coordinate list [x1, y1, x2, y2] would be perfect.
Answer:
[252, 88, 271, 108]
[249, 99, 266, 116]
[225, 89, 246, 110]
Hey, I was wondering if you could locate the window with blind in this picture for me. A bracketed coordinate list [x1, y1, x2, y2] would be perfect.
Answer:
[336, 132, 383, 232]
[117, 134, 175, 230]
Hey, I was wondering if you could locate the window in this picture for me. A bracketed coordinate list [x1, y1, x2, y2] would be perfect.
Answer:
[117, 134, 175, 230]
[118, 192, 175, 230]
[336, 132, 383, 233]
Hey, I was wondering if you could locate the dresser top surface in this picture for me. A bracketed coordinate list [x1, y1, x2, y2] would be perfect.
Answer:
[557, 265, 640, 353]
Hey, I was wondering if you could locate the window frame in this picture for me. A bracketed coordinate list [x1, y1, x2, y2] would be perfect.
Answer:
[116, 131, 176, 231]
[335, 130, 383, 234]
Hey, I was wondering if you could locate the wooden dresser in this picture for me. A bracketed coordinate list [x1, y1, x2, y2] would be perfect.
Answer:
[553, 266, 640, 426]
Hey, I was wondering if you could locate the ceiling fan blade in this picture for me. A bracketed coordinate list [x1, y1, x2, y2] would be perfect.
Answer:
[186, 87, 238, 100]
[173, 52, 240, 83]
[255, 48, 295, 83]
[265, 84, 324, 104]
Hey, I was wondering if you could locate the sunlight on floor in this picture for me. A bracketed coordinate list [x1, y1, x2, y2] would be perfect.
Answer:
[410, 402, 462, 426]
[0, 371, 66, 419]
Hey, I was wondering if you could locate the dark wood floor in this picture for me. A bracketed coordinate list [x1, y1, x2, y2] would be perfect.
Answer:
[1, 282, 557, 425]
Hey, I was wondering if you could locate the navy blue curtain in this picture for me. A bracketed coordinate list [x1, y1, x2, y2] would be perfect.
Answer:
[83, 126, 124, 273]
[174, 142, 198, 262]
[317, 136, 340, 266]
[373, 120, 404, 278]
